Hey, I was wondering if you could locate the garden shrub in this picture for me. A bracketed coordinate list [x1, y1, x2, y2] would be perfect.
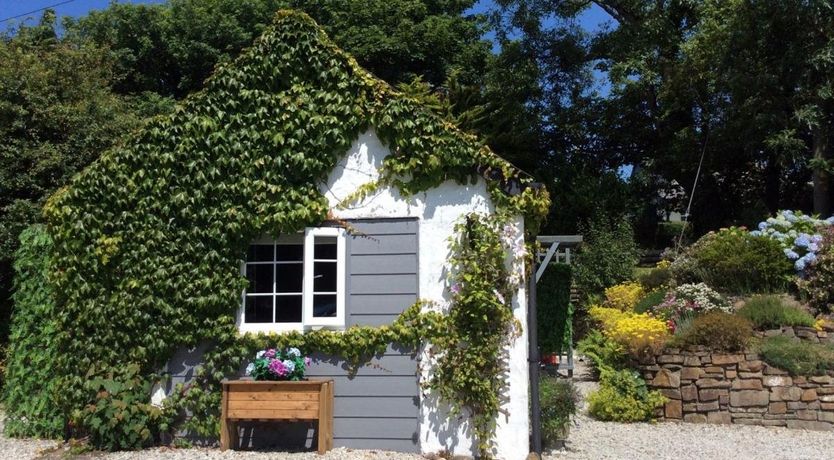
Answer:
[637, 266, 671, 292]
[72, 364, 162, 450]
[603, 281, 644, 311]
[1, 225, 63, 438]
[759, 336, 834, 376]
[538, 263, 573, 355]
[751, 210, 832, 274]
[671, 311, 752, 352]
[588, 306, 668, 357]
[586, 368, 666, 422]
[540, 377, 578, 446]
[737, 295, 815, 330]
[651, 282, 731, 331]
[634, 290, 667, 314]
[800, 228, 834, 314]
[670, 227, 792, 294]
[576, 330, 628, 376]
[656, 221, 692, 248]
[573, 215, 640, 298]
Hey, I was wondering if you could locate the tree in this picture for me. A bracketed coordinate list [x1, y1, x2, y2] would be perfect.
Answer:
[0, 14, 163, 360]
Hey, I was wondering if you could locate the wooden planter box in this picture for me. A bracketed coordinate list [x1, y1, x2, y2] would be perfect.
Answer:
[220, 379, 334, 454]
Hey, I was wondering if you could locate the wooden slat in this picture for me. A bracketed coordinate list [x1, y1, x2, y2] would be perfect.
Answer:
[227, 408, 318, 420]
[228, 400, 319, 411]
[227, 391, 319, 401]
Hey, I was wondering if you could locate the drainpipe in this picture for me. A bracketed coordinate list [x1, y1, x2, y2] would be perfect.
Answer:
[528, 255, 541, 455]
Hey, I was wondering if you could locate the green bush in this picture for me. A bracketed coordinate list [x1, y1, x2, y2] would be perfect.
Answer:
[671, 311, 753, 352]
[656, 221, 692, 248]
[637, 266, 671, 291]
[540, 377, 578, 446]
[800, 229, 834, 314]
[538, 263, 573, 354]
[670, 227, 792, 294]
[1, 225, 64, 438]
[576, 330, 628, 376]
[737, 295, 815, 330]
[72, 364, 162, 450]
[634, 290, 667, 314]
[759, 336, 834, 376]
[573, 215, 640, 298]
[586, 368, 666, 422]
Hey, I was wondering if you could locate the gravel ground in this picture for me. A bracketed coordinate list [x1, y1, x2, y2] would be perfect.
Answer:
[4, 360, 834, 460]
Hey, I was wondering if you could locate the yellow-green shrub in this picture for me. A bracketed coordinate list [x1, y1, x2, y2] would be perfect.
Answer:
[586, 368, 667, 422]
[604, 282, 644, 311]
[589, 306, 669, 356]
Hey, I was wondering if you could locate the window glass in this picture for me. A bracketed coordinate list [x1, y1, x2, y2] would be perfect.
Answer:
[313, 261, 337, 292]
[245, 296, 273, 323]
[276, 264, 303, 293]
[313, 294, 338, 318]
[314, 237, 337, 260]
[247, 244, 273, 262]
[277, 244, 304, 261]
[246, 264, 273, 293]
[276, 295, 303, 323]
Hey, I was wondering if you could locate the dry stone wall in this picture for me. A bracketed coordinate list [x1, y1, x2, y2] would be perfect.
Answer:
[639, 346, 834, 430]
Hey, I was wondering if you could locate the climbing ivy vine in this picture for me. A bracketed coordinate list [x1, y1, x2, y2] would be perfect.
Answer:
[3, 10, 548, 457]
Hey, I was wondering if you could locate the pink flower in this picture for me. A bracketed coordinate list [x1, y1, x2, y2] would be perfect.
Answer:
[268, 358, 287, 377]
[450, 283, 462, 295]
[264, 348, 276, 359]
[304, 356, 312, 367]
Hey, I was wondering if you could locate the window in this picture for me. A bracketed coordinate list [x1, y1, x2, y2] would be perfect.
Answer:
[239, 228, 345, 332]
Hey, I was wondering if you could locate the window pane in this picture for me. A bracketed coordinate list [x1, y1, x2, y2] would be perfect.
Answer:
[276, 244, 304, 261]
[247, 244, 273, 262]
[246, 264, 273, 293]
[245, 296, 273, 323]
[314, 237, 337, 259]
[276, 263, 303, 293]
[313, 294, 337, 318]
[313, 261, 337, 292]
[276, 295, 303, 323]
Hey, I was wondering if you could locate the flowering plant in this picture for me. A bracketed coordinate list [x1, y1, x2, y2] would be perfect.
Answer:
[589, 305, 668, 355]
[651, 283, 731, 331]
[750, 210, 834, 273]
[245, 347, 310, 381]
[603, 282, 644, 311]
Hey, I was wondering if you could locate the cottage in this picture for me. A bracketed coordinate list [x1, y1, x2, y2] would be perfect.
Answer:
[4, 10, 548, 460]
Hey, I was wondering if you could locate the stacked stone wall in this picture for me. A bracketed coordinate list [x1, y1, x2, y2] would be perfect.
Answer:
[640, 346, 834, 430]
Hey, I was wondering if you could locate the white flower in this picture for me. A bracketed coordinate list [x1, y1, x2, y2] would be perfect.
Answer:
[256, 350, 265, 359]
[287, 347, 301, 358]
[245, 363, 255, 375]
[283, 359, 296, 373]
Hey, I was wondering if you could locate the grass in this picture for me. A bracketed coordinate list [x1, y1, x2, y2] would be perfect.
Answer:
[634, 289, 667, 314]
[737, 295, 815, 330]
[759, 336, 834, 376]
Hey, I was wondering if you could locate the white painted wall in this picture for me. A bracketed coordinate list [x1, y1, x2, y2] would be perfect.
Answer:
[321, 130, 530, 460]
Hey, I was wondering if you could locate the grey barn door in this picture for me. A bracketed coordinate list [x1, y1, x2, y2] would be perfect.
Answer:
[304, 217, 420, 451]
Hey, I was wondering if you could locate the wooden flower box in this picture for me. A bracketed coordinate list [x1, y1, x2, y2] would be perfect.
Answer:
[220, 379, 334, 454]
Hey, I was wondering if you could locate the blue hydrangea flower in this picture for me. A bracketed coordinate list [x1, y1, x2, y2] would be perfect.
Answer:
[283, 359, 296, 373]
[795, 233, 811, 248]
[808, 243, 819, 252]
[805, 252, 818, 264]
[287, 347, 301, 358]
[758, 222, 767, 231]
[750, 230, 762, 237]
[796, 258, 806, 271]
[826, 216, 834, 225]
[245, 363, 255, 375]
[784, 249, 800, 260]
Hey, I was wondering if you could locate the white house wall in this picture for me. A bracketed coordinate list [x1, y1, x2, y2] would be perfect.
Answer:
[322, 130, 530, 460]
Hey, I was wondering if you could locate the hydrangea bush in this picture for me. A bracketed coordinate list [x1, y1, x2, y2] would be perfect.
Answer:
[245, 347, 310, 381]
[651, 283, 731, 332]
[751, 210, 834, 273]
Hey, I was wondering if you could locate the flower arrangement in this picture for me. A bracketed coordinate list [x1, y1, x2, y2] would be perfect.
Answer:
[651, 283, 731, 331]
[750, 210, 834, 273]
[245, 347, 311, 381]
[603, 282, 644, 311]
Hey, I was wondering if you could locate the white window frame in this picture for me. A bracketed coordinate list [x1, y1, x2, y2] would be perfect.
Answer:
[304, 227, 346, 328]
[237, 228, 346, 333]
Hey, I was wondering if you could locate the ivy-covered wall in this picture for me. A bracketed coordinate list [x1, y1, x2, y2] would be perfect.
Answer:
[2, 10, 548, 459]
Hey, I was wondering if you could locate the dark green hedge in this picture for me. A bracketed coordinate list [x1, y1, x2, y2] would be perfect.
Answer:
[538, 263, 573, 354]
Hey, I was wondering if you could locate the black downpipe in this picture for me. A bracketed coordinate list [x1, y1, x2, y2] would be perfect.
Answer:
[529, 255, 541, 454]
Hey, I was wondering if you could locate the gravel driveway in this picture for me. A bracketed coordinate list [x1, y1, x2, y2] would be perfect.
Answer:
[4, 362, 834, 460]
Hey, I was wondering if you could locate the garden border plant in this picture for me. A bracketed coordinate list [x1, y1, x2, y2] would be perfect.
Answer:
[1, 11, 549, 459]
